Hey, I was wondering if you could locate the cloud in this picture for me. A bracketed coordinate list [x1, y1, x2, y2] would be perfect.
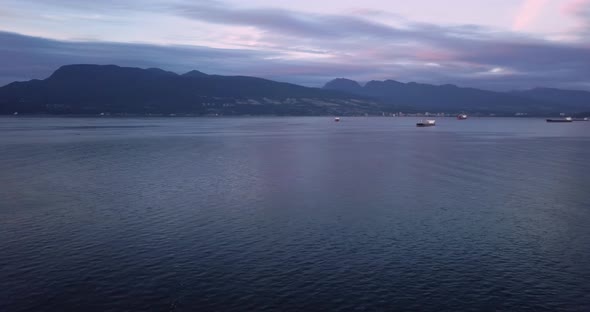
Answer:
[1, 0, 590, 91]
[175, 2, 411, 41]
[173, 1, 590, 90]
[563, 0, 590, 16]
[13, 0, 171, 12]
[512, 0, 549, 31]
[563, 0, 590, 39]
[0, 31, 274, 86]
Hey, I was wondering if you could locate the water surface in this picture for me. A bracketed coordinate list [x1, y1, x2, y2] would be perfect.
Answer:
[1, 117, 589, 311]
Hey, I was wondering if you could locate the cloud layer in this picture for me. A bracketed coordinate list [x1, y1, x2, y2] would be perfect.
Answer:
[1, 0, 590, 90]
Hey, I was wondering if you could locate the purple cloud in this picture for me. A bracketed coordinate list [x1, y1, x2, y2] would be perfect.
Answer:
[1, 0, 589, 90]
[174, 1, 590, 90]
[563, 0, 590, 39]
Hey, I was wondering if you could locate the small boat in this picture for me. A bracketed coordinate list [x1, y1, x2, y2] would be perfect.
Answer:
[457, 113, 468, 120]
[334, 117, 341, 122]
[13, 112, 18, 116]
[546, 117, 573, 123]
[417, 119, 436, 127]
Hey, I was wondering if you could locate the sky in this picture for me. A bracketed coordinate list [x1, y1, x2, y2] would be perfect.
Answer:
[0, 0, 589, 90]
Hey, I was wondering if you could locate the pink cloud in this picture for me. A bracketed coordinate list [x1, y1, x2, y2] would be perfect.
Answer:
[512, 0, 549, 31]
[561, 0, 590, 40]
[562, 0, 590, 15]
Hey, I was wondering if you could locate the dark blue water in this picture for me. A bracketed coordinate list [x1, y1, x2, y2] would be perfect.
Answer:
[1, 117, 589, 311]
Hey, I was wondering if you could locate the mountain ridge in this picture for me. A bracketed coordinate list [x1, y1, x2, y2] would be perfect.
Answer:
[323, 78, 590, 113]
[1, 64, 589, 115]
[0, 64, 380, 115]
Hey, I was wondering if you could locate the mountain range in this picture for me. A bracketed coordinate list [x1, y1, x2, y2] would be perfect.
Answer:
[1, 64, 589, 116]
[324, 78, 590, 114]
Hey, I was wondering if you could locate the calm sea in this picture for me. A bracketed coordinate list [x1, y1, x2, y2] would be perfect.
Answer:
[1, 117, 589, 311]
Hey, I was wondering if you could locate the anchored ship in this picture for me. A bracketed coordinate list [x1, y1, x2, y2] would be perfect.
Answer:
[417, 119, 436, 127]
[546, 117, 573, 123]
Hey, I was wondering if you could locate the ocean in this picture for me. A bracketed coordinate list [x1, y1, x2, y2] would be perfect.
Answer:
[1, 117, 589, 311]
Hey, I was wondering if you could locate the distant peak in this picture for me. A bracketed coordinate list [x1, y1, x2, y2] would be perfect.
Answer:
[49, 64, 120, 79]
[47, 64, 179, 80]
[328, 78, 359, 83]
[182, 70, 208, 77]
[323, 78, 362, 91]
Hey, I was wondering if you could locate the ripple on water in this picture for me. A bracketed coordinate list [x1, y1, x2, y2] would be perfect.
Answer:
[0, 117, 589, 312]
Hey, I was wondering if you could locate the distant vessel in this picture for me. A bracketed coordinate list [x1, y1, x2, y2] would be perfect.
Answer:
[13, 112, 18, 116]
[334, 117, 341, 122]
[417, 119, 436, 127]
[457, 113, 468, 120]
[546, 117, 573, 123]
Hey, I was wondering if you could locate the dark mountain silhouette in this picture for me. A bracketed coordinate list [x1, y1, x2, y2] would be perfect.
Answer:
[1, 64, 588, 115]
[324, 78, 363, 93]
[509, 88, 590, 112]
[0, 65, 379, 115]
[322, 78, 583, 114]
[182, 70, 208, 78]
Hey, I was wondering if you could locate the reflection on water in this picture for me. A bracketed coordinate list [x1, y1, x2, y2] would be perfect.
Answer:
[1, 117, 589, 311]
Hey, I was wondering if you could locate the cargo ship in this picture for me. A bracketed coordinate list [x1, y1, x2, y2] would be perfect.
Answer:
[546, 117, 573, 123]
